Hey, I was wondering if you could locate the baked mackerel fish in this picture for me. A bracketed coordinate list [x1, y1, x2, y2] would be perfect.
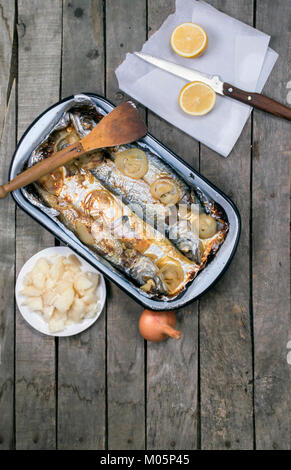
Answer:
[36, 167, 198, 298]
[76, 144, 228, 266]
[36, 183, 167, 296]
[24, 97, 228, 300]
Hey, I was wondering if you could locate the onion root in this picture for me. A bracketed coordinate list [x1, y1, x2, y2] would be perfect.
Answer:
[139, 309, 182, 342]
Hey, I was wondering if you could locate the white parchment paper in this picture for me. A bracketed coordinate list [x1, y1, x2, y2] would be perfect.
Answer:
[116, 0, 278, 157]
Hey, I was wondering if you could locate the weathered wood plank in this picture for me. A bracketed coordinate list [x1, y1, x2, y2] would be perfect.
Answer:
[62, 0, 104, 97]
[57, 0, 106, 450]
[15, 0, 62, 449]
[199, 0, 254, 449]
[106, 286, 146, 450]
[105, 0, 147, 450]
[0, 1, 15, 450]
[0, 82, 16, 450]
[0, 0, 14, 142]
[253, 0, 291, 450]
[146, 0, 199, 451]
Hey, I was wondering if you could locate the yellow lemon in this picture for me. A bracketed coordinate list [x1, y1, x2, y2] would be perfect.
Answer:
[179, 81, 216, 116]
[170, 22, 208, 58]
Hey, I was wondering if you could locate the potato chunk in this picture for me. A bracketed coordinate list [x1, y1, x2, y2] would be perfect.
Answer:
[35, 257, 50, 275]
[67, 254, 81, 268]
[74, 275, 93, 296]
[20, 285, 43, 297]
[32, 271, 46, 290]
[43, 306, 54, 321]
[20, 254, 101, 333]
[49, 258, 65, 282]
[49, 316, 66, 333]
[68, 298, 85, 322]
[54, 287, 75, 313]
[22, 296, 43, 311]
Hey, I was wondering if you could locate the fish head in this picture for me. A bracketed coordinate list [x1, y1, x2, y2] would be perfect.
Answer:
[37, 166, 67, 196]
[168, 220, 201, 264]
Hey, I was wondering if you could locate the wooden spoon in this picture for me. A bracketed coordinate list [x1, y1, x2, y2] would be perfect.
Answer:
[0, 101, 147, 199]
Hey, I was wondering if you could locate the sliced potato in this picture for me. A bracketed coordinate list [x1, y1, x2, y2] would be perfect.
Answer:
[63, 255, 81, 272]
[68, 298, 85, 322]
[86, 272, 100, 290]
[20, 285, 43, 297]
[48, 316, 66, 333]
[84, 302, 98, 318]
[62, 270, 75, 282]
[54, 280, 73, 294]
[45, 277, 56, 290]
[43, 290, 58, 307]
[74, 275, 93, 296]
[49, 258, 65, 282]
[35, 257, 50, 275]
[43, 306, 54, 321]
[54, 287, 75, 313]
[23, 273, 33, 286]
[82, 288, 97, 305]
[22, 296, 43, 311]
[71, 297, 85, 314]
[53, 309, 67, 321]
[32, 271, 46, 290]
[68, 254, 81, 267]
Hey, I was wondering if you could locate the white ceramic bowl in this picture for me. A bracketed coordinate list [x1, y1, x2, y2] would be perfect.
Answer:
[15, 246, 106, 337]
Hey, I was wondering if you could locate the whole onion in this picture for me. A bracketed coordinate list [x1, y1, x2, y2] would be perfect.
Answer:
[139, 309, 182, 342]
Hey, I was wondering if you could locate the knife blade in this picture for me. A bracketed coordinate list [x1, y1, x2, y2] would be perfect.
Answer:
[134, 52, 291, 121]
[135, 52, 224, 95]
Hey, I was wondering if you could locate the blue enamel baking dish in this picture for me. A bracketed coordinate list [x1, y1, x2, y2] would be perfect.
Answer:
[10, 93, 240, 310]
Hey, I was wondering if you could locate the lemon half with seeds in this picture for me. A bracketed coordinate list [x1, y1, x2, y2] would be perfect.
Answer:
[179, 81, 216, 116]
[170, 22, 208, 58]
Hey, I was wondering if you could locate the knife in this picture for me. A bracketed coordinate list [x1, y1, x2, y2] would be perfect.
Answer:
[135, 52, 291, 121]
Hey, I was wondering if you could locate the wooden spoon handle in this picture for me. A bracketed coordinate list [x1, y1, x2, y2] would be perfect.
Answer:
[223, 82, 291, 121]
[0, 141, 84, 199]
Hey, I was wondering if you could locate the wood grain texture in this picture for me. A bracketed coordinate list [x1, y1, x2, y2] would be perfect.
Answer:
[0, 0, 15, 451]
[57, 0, 106, 450]
[106, 0, 146, 113]
[0, 83, 16, 450]
[0, 0, 14, 142]
[15, 0, 62, 449]
[105, 0, 147, 450]
[146, 0, 199, 451]
[57, 327, 106, 450]
[62, 0, 104, 97]
[199, 0, 254, 450]
[253, 0, 291, 450]
[0, 0, 289, 451]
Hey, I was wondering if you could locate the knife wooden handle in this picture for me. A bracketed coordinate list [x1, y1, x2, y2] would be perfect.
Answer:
[0, 141, 84, 199]
[223, 82, 291, 121]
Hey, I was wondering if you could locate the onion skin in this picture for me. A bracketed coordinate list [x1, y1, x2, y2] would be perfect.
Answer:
[139, 309, 182, 342]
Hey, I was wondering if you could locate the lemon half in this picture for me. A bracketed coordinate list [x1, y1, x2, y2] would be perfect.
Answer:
[179, 81, 216, 116]
[170, 22, 208, 58]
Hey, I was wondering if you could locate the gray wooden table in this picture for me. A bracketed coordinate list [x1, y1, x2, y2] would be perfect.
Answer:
[0, 0, 290, 450]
